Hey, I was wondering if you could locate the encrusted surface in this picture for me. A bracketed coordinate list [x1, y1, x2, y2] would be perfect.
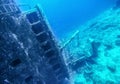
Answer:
[0, 15, 60, 84]
[64, 8, 120, 84]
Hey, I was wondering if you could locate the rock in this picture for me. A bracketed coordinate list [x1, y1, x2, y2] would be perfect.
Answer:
[91, 41, 101, 58]
[115, 40, 120, 46]
[107, 65, 116, 73]
[104, 44, 113, 50]
[117, 35, 120, 38]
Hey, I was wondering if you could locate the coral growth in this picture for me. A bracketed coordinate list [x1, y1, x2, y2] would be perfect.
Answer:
[64, 7, 120, 84]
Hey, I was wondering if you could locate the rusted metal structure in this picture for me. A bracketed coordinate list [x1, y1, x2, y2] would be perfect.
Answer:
[0, 0, 70, 84]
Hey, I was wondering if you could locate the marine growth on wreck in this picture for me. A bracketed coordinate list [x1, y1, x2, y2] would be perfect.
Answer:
[0, 0, 120, 84]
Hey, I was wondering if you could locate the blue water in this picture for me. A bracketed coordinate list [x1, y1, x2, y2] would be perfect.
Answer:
[15, 0, 116, 39]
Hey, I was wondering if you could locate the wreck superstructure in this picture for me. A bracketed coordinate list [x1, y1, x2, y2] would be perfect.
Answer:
[0, 0, 70, 84]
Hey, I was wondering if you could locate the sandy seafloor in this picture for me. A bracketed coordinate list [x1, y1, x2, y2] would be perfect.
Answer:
[63, 8, 120, 84]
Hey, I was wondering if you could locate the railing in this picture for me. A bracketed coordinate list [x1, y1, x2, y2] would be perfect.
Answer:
[61, 30, 83, 66]
[0, 0, 20, 16]
[61, 27, 100, 72]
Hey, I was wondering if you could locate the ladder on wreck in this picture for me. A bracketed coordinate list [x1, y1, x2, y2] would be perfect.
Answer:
[0, 0, 20, 16]
[25, 4, 70, 82]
